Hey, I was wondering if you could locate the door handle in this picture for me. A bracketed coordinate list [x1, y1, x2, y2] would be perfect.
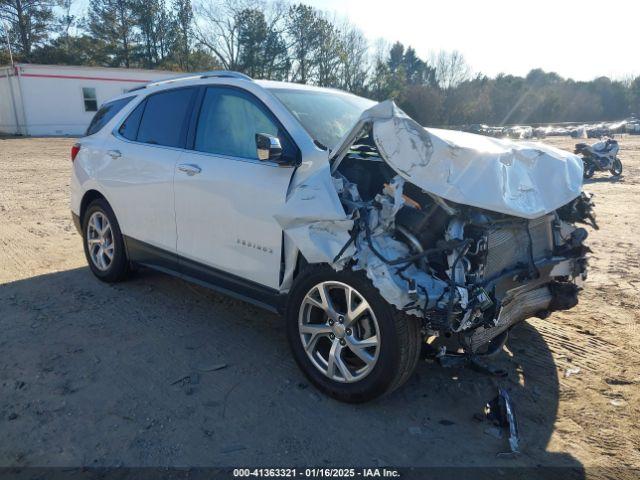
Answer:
[177, 163, 202, 176]
[107, 149, 122, 159]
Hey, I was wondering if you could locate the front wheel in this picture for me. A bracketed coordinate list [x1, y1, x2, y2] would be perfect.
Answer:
[286, 266, 422, 403]
[610, 158, 623, 176]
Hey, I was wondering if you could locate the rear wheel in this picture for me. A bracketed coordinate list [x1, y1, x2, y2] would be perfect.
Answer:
[286, 266, 422, 403]
[610, 158, 622, 176]
[82, 198, 129, 282]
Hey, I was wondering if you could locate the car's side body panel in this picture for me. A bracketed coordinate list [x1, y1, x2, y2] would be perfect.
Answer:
[174, 149, 294, 289]
[97, 138, 182, 254]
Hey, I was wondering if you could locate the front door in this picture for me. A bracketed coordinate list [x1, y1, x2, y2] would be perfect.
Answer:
[174, 86, 297, 289]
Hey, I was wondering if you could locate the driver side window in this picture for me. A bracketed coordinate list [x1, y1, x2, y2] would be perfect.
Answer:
[194, 87, 291, 160]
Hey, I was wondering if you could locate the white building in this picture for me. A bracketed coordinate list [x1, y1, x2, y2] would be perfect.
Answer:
[0, 64, 176, 136]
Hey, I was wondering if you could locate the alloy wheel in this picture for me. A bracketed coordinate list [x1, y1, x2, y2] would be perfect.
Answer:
[86, 211, 114, 271]
[298, 281, 380, 383]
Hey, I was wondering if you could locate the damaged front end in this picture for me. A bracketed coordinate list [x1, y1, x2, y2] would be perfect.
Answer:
[278, 101, 593, 355]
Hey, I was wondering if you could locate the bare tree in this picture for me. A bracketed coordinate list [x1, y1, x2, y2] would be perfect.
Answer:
[55, 0, 75, 37]
[337, 21, 368, 94]
[314, 13, 341, 87]
[367, 38, 391, 100]
[432, 49, 471, 90]
[194, 0, 258, 70]
[260, 1, 290, 80]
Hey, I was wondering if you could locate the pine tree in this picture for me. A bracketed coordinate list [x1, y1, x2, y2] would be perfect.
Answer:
[87, 0, 137, 67]
[0, 0, 54, 59]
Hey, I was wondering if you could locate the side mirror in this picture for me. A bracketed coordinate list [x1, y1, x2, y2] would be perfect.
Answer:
[255, 133, 283, 163]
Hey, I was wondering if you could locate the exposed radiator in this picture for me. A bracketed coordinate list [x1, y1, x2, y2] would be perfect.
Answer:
[483, 214, 554, 279]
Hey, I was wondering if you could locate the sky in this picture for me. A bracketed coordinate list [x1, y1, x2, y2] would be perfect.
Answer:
[58, 0, 638, 81]
[304, 0, 639, 81]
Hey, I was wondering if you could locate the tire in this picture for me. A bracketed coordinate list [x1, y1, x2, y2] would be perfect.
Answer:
[82, 198, 129, 283]
[285, 265, 422, 403]
[610, 158, 622, 176]
[583, 162, 595, 179]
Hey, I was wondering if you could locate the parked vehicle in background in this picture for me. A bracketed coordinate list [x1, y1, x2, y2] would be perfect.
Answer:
[626, 120, 640, 135]
[70, 71, 594, 403]
[575, 137, 623, 178]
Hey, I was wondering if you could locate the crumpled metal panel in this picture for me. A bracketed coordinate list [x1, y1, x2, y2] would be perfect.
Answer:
[333, 100, 584, 220]
[274, 165, 355, 268]
[274, 165, 448, 314]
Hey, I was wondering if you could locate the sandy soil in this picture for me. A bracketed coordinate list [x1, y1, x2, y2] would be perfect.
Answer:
[0, 134, 638, 476]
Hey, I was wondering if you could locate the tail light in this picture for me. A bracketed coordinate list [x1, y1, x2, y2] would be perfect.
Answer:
[71, 143, 81, 162]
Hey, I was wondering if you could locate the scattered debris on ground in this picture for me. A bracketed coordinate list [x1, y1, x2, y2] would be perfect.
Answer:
[485, 388, 520, 455]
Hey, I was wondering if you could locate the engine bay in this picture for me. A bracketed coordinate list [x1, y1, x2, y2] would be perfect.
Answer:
[332, 135, 594, 353]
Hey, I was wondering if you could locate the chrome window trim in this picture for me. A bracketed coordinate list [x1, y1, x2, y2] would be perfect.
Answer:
[182, 148, 291, 169]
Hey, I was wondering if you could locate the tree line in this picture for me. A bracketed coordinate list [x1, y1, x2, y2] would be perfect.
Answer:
[2, 0, 640, 125]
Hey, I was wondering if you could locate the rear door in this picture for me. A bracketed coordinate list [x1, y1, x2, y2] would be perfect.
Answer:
[174, 86, 298, 289]
[98, 87, 197, 264]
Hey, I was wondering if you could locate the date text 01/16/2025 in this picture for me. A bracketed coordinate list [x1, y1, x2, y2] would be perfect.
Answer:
[232, 468, 401, 478]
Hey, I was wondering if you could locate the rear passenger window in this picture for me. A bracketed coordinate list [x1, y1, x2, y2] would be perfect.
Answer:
[119, 100, 145, 140]
[136, 88, 195, 148]
[86, 96, 134, 136]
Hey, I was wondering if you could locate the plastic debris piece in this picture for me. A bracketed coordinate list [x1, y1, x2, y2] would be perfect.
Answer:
[485, 387, 520, 454]
[564, 366, 581, 378]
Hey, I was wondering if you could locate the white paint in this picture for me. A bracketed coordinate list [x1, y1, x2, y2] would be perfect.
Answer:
[97, 139, 180, 254]
[0, 64, 175, 136]
[274, 165, 354, 268]
[0, 67, 23, 134]
[174, 149, 294, 289]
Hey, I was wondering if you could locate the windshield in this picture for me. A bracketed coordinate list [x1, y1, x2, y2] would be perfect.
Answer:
[269, 88, 376, 149]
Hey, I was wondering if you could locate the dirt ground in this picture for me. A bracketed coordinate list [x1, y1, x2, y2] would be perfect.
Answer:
[0, 134, 639, 477]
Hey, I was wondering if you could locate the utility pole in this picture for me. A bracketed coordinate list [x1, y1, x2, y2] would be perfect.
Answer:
[2, 19, 22, 134]
[1, 19, 15, 67]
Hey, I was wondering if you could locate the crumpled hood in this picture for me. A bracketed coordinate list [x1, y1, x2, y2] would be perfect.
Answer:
[331, 101, 584, 219]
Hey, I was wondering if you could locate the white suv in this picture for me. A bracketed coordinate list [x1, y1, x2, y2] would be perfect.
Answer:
[71, 71, 593, 402]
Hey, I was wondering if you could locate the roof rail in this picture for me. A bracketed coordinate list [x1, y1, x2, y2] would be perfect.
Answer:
[199, 70, 252, 81]
[127, 70, 252, 93]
